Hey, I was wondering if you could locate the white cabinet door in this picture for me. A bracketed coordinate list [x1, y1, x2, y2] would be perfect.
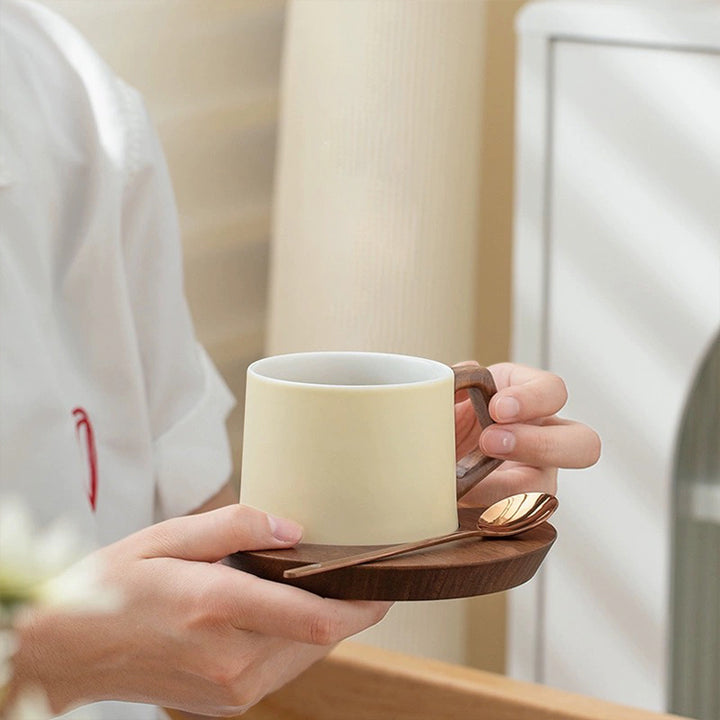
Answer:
[541, 41, 720, 711]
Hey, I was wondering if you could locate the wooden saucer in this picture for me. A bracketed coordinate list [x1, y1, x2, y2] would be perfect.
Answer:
[224, 505, 556, 601]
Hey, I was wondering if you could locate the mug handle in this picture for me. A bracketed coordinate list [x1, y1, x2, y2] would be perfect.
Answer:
[453, 362, 504, 500]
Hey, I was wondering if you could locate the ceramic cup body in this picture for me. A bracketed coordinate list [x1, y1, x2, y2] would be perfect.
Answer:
[240, 351, 459, 545]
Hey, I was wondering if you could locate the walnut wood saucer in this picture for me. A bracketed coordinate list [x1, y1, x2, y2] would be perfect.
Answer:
[224, 505, 556, 601]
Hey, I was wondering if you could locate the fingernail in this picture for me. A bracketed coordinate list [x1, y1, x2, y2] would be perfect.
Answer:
[495, 396, 520, 421]
[268, 514, 303, 543]
[483, 428, 516, 455]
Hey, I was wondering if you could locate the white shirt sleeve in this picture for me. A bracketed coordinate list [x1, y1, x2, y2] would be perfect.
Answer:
[118, 82, 236, 519]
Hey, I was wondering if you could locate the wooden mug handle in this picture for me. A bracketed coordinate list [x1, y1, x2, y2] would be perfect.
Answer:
[453, 362, 504, 500]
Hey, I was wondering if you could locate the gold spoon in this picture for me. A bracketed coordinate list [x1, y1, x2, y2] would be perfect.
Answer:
[284, 491, 558, 579]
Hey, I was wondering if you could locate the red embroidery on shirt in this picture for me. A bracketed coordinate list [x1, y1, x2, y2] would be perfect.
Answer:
[72, 407, 98, 511]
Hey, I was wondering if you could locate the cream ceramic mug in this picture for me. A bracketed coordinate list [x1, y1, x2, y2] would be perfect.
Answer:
[240, 352, 500, 545]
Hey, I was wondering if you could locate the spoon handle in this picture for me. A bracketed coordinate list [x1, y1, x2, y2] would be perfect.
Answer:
[283, 528, 483, 579]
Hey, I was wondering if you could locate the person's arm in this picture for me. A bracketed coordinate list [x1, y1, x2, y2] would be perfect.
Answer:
[454, 362, 601, 507]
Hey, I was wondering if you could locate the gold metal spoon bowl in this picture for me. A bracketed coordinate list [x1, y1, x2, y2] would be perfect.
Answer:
[284, 491, 558, 579]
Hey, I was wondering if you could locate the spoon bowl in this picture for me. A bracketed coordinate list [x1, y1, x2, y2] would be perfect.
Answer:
[284, 492, 558, 579]
[475, 491, 558, 532]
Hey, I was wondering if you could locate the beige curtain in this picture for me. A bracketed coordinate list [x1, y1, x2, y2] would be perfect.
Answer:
[268, 0, 485, 365]
[268, 0, 487, 664]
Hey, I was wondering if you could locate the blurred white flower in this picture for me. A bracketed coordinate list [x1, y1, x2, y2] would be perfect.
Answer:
[38, 555, 121, 614]
[0, 497, 120, 616]
[0, 497, 121, 720]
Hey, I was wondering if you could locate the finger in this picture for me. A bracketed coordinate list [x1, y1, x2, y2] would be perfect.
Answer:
[138, 504, 304, 561]
[219, 569, 392, 645]
[479, 418, 601, 469]
[487, 363, 568, 423]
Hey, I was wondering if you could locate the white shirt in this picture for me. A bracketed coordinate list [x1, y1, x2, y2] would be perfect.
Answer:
[0, 1, 236, 717]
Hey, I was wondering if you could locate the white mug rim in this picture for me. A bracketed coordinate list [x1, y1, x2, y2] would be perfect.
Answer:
[247, 351, 453, 389]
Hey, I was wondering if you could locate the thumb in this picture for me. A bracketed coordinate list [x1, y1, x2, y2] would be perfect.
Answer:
[138, 504, 304, 562]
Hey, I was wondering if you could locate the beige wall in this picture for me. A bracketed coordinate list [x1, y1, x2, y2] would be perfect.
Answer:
[39, 0, 527, 674]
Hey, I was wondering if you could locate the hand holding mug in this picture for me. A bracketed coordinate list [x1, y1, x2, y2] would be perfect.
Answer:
[454, 362, 602, 507]
[8, 505, 390, 716]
